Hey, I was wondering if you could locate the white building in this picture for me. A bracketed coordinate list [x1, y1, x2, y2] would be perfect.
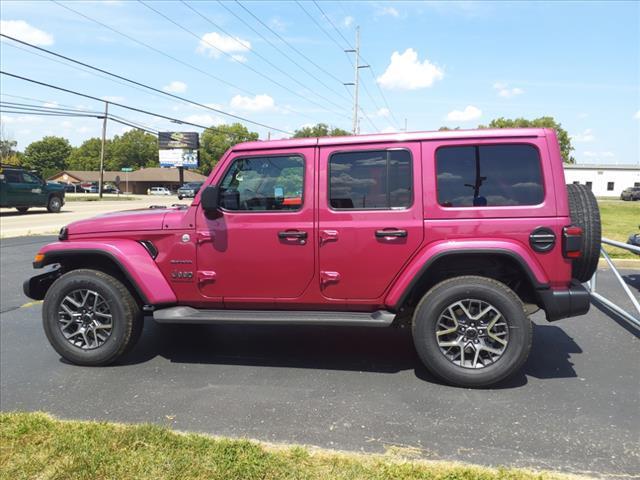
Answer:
[563, 164, 640, 197]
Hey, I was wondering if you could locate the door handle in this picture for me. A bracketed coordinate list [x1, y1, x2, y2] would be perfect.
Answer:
[278, 230, 308, 239]
[375, 229, 408, 238]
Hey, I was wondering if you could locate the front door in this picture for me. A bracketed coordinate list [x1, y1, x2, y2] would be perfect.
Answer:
[196, 148, 315, 303]
[318, 143, 424, 300]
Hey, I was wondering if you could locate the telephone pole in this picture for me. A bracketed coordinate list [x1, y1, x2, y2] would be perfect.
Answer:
[344, 26, 369, 135]
[98, 101, 108, 199]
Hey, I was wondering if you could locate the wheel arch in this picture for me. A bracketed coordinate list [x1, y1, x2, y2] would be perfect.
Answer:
[388, 246, 550, 312]
[33, 241, 177, 307]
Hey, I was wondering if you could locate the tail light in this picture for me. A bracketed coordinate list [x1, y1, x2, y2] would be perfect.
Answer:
[563, 226, 583, 258]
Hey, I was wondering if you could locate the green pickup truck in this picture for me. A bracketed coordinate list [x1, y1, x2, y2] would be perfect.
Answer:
[0, 164, 65, 213]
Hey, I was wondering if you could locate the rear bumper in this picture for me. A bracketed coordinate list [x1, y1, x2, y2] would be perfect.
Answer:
[538, 280, 590, 321]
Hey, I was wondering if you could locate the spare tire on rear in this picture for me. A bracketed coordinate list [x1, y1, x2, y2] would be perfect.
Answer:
[566, 184, 601, 282]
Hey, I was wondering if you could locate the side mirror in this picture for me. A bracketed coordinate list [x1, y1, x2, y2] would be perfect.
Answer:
[200, 186, 220, 212]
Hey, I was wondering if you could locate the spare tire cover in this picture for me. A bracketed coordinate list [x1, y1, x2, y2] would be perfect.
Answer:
[566, 183, 601, 282]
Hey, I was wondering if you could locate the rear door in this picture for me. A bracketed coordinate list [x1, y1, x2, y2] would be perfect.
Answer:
[318, 143, 423, 300]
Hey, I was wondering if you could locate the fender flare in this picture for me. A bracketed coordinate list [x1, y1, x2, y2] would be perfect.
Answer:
[33, 240, 177, 306]
[386, 241, 550, 310]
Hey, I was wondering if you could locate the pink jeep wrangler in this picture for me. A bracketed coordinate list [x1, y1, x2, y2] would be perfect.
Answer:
[24, 128, 600, 387]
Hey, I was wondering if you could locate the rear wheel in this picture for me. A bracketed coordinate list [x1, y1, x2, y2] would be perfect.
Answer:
[42, 269, 143, 366]
[47, 195, 62, 213]
[412, 276, 532, 388]
[16, 207, 29, 214]
[566, 184, 601, 282]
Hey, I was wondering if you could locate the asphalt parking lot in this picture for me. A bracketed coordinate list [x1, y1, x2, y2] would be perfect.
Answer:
[1, 236, 638, 478]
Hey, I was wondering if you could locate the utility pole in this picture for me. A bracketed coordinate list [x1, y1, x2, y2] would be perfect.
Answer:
[344, 26, 369, 135]
[98, 101, 108, 199]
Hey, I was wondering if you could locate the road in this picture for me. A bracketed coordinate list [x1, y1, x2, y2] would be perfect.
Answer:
[0, 195, 189, 238]
[1, 236, 639, 478]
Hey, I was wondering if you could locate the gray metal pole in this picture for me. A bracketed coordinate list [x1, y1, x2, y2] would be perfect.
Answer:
[352, 26, 360, 135]
[98, 101, 109, 199]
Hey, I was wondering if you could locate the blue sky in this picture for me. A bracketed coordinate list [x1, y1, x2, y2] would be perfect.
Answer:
[1, 0, 638, 165]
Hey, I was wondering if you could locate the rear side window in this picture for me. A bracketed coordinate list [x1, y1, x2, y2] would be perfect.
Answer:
[329, 150, 413, 209]
[3, 170, 22, 183]
[436, 144, 543, 207]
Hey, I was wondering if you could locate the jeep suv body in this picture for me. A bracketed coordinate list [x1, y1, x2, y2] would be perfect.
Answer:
[24, 129, 600, 387]
[0, 164, 65, 213]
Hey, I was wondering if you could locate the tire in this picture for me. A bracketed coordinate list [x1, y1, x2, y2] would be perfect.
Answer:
[16, 207, 29, 214]
[566, 184, 601, 282]
[47, 195, 62, 213]
[178, 195, 183, 200]
[42, 269, 143, 366]
[412, 276, 532, 388]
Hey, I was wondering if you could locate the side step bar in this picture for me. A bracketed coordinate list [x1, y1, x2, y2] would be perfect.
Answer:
[153, 306, 395, 327]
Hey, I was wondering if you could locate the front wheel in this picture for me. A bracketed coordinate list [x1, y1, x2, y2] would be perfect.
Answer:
[47, 195, 62, 213]
[177, 195, 183, 200]
[412, 276, 532, 388]
[42, 269, 143, 366]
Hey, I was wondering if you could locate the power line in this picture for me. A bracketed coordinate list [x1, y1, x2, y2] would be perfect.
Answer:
[138, 0, 350, 120]
[229, 1, 348, 91]
[309, 2, 399, 131]
[0, 100, 159, 133]
[1, 70, 220, 130]
[180, 1, 351, 106]
[1, 33, 292, 134]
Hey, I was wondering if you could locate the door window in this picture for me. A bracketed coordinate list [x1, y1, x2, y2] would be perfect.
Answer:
[219, 155, 304, 211]
[329, 149, 413, 209]
[22, 172, 42, 184]
[3, 170, 22, 183]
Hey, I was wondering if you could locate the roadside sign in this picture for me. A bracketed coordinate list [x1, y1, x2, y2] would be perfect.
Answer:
[159, 149, 198, 168]
[159, 132, 199, 149]
[121, 167, 133, 172]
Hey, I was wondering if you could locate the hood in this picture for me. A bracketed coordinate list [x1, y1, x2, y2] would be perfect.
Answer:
[66, 208, 170, 236]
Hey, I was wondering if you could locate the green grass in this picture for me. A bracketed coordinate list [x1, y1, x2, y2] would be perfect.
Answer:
[65, 195, 137, 202]
[597, 199, 639, 259]
[0, 412, 584, 480]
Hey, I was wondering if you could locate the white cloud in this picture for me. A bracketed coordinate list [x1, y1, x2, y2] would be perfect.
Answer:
[634, 110, 640, 119]
[269, 17, 287, 32]
[230, 94, 275, 112]
[0, 20, 53, 46]
[42, 101, 58, 108]
[184, 114, 223, 126]
[377, 48, 443, 90]
[446, 105, 482, 122]
[376, 108, 390, 117]
[197, 32, 251, 60]
[231, 54, 247, 63]
[162, 81, 187, 94]
[380, 126, 398, 133]
[493, 82, 524, 98]
[377, 6, 400, 17]
[343, 16, 354, 27]
[571, 128, 595, 143]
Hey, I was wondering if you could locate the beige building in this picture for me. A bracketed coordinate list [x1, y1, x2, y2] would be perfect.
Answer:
[49, 168, 207, 194]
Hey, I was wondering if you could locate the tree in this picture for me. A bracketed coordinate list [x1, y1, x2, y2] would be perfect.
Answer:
[110, 129, 158, 170]
[293, 123, 350, 138]
[22, 136, 72, 178]
[1, 138, 18, 159]
[479, 117, 574, 163]
[67, 137, 111, 171]
[199, 123, 259, 175]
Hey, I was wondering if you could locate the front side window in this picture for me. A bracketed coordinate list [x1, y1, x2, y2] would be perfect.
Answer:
[219, 155, 304, 211]
[436, 144, 544, 207]
[329, 149, 413, 209]
[22, 172, 42, 184]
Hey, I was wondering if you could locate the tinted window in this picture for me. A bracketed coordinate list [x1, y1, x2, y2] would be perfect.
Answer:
[329, 150, 412, 209]
[3, 170, 22, 183]
[22, 172, 42, 184]
[436, 144, 543, 207]
[219, 155, 304, 211]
